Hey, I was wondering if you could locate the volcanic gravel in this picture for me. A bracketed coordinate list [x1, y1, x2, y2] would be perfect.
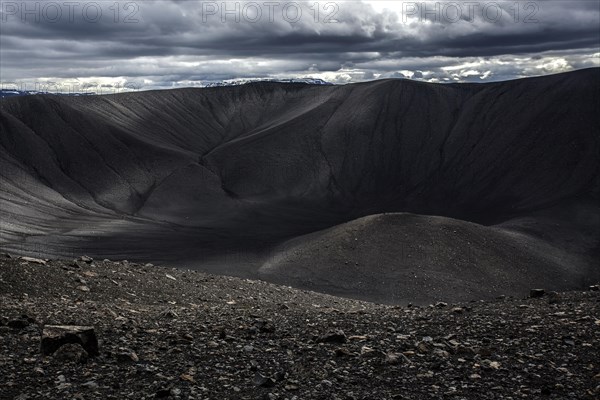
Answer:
[1, 254, 599, 400]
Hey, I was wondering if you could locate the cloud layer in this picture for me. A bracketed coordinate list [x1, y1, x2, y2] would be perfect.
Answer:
[1, 0, 598, 90]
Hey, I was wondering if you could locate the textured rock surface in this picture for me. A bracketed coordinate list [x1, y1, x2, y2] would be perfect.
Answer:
[1, 256, 599, 399]
[40, 325, 99, 357]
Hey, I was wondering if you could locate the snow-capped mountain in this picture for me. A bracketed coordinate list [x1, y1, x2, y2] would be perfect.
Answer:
[201, 78, 333, 87]
[0, 78, 333, 98]
[0, 90, 97, 98]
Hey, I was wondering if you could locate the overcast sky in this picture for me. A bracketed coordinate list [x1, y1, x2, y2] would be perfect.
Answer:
[1, 0, 598, 91]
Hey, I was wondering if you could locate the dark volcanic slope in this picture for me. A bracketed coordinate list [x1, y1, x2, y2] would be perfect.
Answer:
[260, 202, 600, 304]
[1, 69, 599, 303]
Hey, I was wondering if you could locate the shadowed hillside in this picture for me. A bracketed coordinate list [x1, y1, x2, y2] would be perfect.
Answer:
[1, 69, 599, 303]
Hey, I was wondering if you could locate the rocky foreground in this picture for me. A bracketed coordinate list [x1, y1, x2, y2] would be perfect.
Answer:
[0, 255, 599, 400]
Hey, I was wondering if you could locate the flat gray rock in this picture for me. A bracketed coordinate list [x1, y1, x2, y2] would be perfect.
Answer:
[41, 325, 99, 357]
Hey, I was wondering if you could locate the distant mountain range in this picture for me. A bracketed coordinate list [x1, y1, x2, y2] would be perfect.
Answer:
[201, 77, 333, 87]
[0, 78, 332, 98]
[0, 90, 97, 98]
[1, 69, 598, 304]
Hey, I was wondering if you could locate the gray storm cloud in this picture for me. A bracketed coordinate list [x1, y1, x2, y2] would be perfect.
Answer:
[0, 0, 598, 90]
